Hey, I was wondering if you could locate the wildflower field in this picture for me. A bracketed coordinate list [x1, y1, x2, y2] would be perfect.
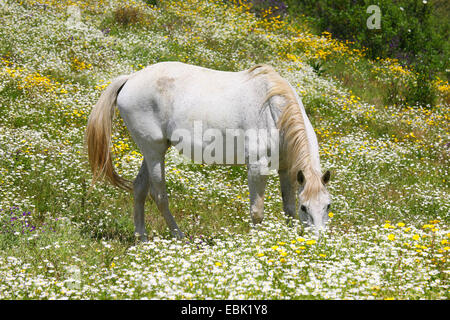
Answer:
[0, 0, 449, 300]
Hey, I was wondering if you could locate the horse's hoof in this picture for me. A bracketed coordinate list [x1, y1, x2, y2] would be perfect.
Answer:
[251, 214, 264, 224]
[135, 232, 148, 243]
[172, 229, 185, 240]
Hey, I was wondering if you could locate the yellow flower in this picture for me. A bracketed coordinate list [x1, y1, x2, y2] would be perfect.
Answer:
[215, 262, 222, 267]
[383, 223, 394, 229]
[256, 253, 265, 257]
[397, 222, 405, 228]
[388, 234, 395, 241]
[306, 240, 316, 245]
[328, 211, 334, 218]
[297, 237, 306, 242]
[319, 253, 326, 258]
[412, 234, 420, 241]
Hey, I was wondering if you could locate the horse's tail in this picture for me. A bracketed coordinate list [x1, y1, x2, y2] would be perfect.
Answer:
[86, 75, 133, 192]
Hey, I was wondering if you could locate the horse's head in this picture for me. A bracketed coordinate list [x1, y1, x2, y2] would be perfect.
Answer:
[297, 170, 331, 233]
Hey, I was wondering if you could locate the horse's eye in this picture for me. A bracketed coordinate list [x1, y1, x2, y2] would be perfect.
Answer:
[300, 205, 307, 212]
[327, 204, 331, 211]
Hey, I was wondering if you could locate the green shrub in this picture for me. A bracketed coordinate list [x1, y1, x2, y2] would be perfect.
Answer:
[405, 65, 438, 107]
[113, 6, 143, 26]
[284, 0, 449, 79]
[143, 0, 159, 6]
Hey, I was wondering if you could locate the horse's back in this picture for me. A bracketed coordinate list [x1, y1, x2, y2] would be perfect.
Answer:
[117, 62, 269, 137]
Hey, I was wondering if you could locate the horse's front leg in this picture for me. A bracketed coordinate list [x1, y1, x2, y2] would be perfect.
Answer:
[278, 169, 297, 223]
[247, 164, 268, 224]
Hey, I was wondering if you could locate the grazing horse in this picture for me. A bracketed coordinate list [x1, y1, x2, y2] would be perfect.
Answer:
[86, 62, 331, 240]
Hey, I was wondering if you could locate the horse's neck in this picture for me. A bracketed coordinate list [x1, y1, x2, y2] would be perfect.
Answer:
[289, 86, 322, 174]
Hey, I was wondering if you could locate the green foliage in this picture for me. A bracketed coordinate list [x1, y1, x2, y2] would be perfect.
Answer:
[284, 0, 449, 78]
[405, 69, 438, 108]
[309, 59, 326, 76]
[143, 0, 159, 6]
[113, 6, 144, 26]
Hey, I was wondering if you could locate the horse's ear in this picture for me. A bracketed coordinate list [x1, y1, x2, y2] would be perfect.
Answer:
[297, 170, 305, 184]
[322, 170, 331, 184]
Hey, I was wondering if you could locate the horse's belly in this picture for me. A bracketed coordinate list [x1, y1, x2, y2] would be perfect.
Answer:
[169, 124, 279, 169]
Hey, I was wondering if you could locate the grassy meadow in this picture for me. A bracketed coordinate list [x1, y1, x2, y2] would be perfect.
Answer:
[0, 0, 448, 299]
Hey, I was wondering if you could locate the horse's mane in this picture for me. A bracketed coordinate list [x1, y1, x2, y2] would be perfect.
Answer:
[248, 64, 323, 200]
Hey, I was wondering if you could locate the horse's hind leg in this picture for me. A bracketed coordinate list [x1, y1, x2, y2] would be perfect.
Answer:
[145, 153, 184, 239]
[133, 160, 150, 242]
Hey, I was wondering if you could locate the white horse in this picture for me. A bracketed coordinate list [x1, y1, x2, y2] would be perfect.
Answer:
[86, 62, 331, 241]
